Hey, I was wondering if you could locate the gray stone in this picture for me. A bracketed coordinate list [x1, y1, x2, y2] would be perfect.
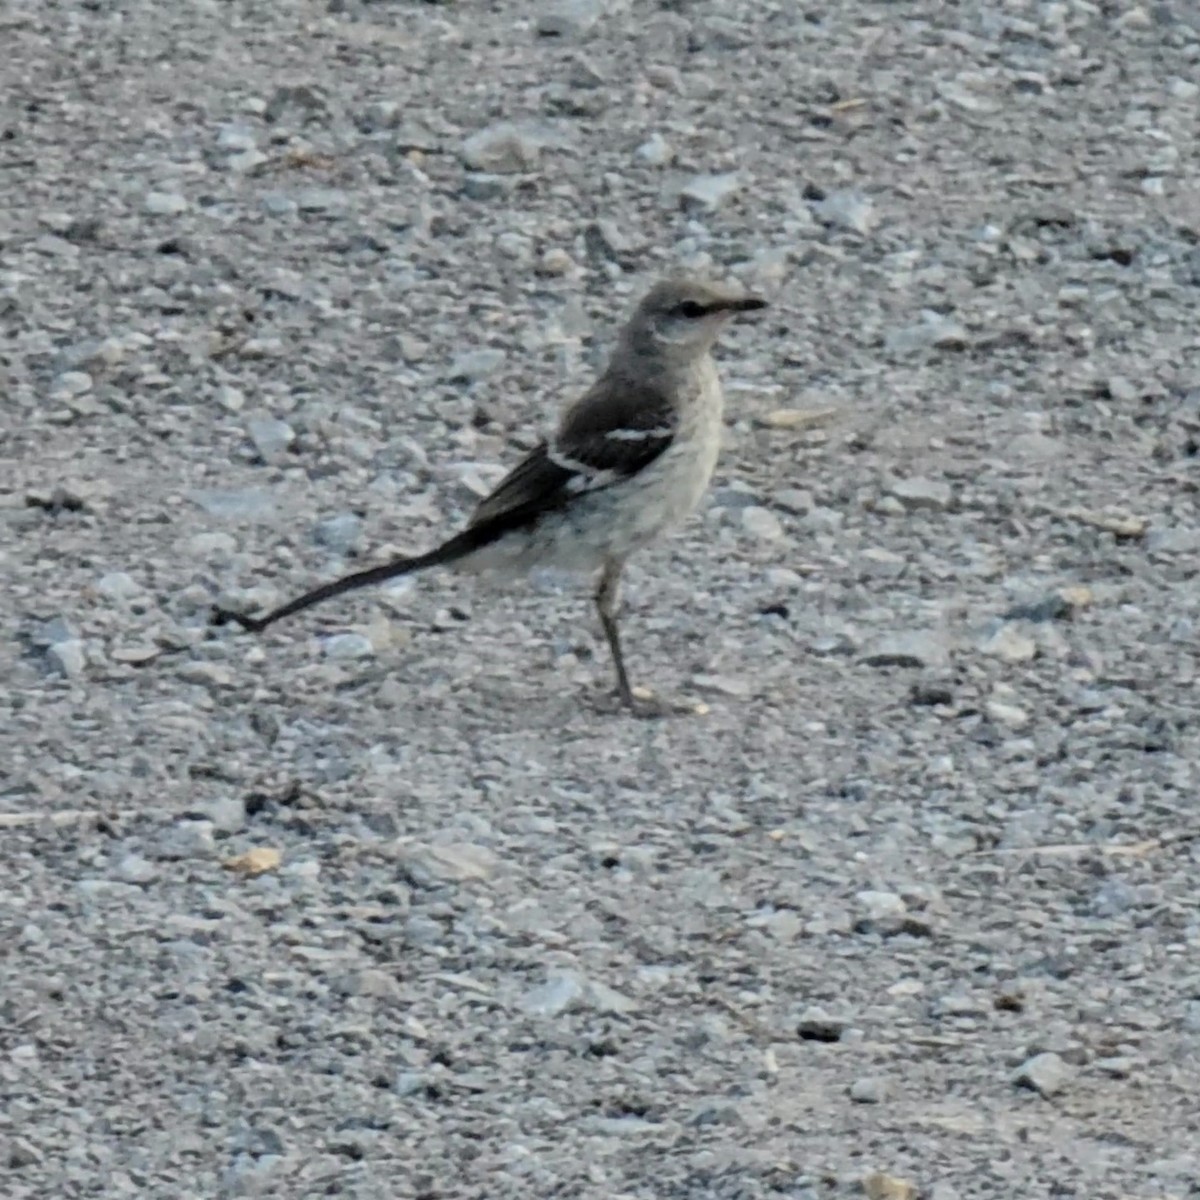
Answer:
[96, 571, 143, 602]
[849, 1076, 889, 1104]
[77, 879, 143, 902]
[5, 1137, 43, 1168]
[447, 348, 506, 383]
[1014, 1052, 1072, 1097]
[461, 173, 517, 201]
[215, 124, 257, 152]
[936, 78, 1001, 114]
[313, 513, 363, 554]
[680, 172, 742, 211]
[156, 819, 216, 860]
[885, 312, 970, 355]
[323, 633, 375, 661]
[520, 972, 586, 1017]
[115, 853, 158, 885]
[855, 890, 907, 921]
[1182, 1001, 1200, 1034]
[261, 192, 299, 217]
[1145, 526, 1200, 556]
[889, 477, 952, 511]
[188, 488, 277, 521]
[636, 133, 672, 167]
[861, 631, 951, 670]
[401, 842, 498, 886]
[797, 1006, 846, 1042]
[585, 978, 638, 1015]
[813, 189, 876, 234]
[332, 968, 400, 999]
[537, 0, 607, 38]
[203, 795, 247, 836]
[462, 123, 542, 173]
[227, 148, 269, 173]
[263, 83, 328, 124]
[176, 661, 234, 688]
[143, 191, 189, 216]
[36, 616, 77, 647]
[294, 188, 348, 214]
[47, 639, 87, 679]
[187, 531, 239, 559]
[49, 370, 92, 400]
[978, 625, 1037, 663]
[740, 505, 784, 540]
[394, 1072, 431, 1097]
[986, 699, 1029, 729]
[246, 416, 296, 463]
[931, 993, 989, 1018]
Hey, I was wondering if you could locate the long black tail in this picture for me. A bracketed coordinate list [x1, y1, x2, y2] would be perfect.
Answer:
[210, 526, 484, 634]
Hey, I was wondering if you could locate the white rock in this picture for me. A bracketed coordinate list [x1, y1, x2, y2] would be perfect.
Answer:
[890, 477, 952, 511]
[247, 416, 295, 464]
[635, 133, 672, 167]
[680, 172, 742, 210]
[978, 625, 1037, 663]
[323, 633, 375, 660]
[50, 371, 93, 400]
[1014, 1052, 1072, 1097]
[47, 639, 87, 679]
[741, 506, 783, 540]
[814, 189, 876, 234]
[143, 191, 189, 216]
[462, 123, 542, 173]
[986, 700, 1029, 729]
[96, 571, 143, 602]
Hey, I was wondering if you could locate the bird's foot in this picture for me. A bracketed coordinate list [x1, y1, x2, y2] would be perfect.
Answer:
[588, 683, 710, 720]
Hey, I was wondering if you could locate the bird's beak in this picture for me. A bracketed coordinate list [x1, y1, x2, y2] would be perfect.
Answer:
[714, 295, 768, 314]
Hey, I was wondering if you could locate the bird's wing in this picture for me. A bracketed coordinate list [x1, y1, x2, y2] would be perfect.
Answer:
[468, 377, 678, 529]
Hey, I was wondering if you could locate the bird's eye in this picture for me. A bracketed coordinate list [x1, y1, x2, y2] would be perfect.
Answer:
[676, 300, 707, 319]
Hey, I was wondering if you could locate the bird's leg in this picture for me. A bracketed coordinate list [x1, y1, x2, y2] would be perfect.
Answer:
[593, 558, 702, 719]
[595, 557, 634, 708]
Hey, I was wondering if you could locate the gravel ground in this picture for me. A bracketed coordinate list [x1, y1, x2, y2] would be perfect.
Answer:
[3, 1, 1200, 1197]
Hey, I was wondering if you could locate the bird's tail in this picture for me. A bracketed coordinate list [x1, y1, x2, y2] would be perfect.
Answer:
[211, 526, 485, 634]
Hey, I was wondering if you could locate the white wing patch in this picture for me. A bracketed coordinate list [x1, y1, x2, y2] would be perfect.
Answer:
[547, 442, 620, 494]
[604, 426, 674, 442]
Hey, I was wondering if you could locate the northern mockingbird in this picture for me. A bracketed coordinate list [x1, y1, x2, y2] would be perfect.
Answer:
[212, 277, 767, 715]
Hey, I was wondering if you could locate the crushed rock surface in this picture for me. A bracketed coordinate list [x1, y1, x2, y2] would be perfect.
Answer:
[3, 1, 1200, 1197]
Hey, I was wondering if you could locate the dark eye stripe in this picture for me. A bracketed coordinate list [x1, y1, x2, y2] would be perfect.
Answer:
[676, 300, 708, 318]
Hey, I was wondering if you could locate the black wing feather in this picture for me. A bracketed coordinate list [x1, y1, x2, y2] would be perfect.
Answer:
[468, 377, 678, 531]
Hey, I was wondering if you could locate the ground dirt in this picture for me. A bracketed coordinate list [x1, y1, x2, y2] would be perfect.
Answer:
[2, 1, 1200, 1197]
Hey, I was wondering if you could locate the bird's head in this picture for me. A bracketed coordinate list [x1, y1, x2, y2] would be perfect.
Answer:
[623, 277, 768, 364]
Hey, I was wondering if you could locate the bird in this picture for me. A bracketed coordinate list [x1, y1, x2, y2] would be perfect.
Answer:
[211, 276, 768, 716]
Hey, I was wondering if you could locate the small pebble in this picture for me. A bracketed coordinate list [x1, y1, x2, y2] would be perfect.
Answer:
[323, 633, 375, 661]
[115, 854, 158, 885]
[861, 631, 951, 670]
[635, 133, 673, 167]
[462, 123, 542, 173]
[1014, 1051, 1072, 1098]
[889, 477, 952, 511]
[814, 190, 876, 235]
[849, 1076, 889, 1104]
[448, 349, 506, 383]
[246, 416, 295, 464]
[978, 625, 1037, 663]
[797, 1005, 846, 1042]
[521, 972, 586, 1017]
[143, 191, 189, 216]
[741, 506, 783, 540]
[680, 172, 742, 211]
[47, 640, 87, 680]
